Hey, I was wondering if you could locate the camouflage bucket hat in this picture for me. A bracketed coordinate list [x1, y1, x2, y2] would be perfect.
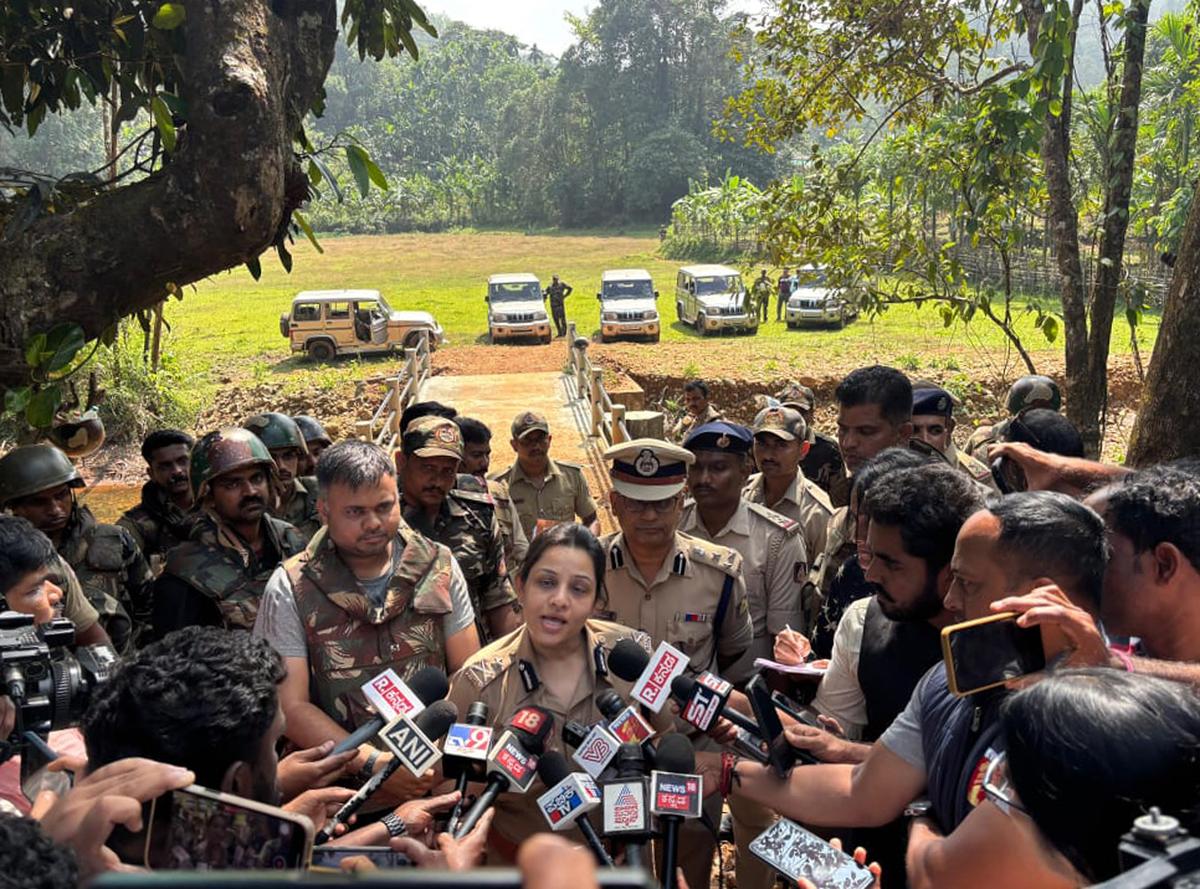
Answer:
[243, 412, 309, 454]
[191, 428, 277, 500]
[0, 443, 83, 506]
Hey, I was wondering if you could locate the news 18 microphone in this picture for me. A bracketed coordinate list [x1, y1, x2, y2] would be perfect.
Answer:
[331, 665, 451, 754]
[452, 706, 554, 838]
[317, 700, 458, 842]
[651, 734, 703, 889]
[601, 743, 653, 869]
[444, 701, 492, 833]
[535, 751, 614, 867]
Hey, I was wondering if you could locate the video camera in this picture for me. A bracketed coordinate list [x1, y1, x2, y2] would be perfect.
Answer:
[1092, 809, 1200, 888]
[0, 610, 117, 764]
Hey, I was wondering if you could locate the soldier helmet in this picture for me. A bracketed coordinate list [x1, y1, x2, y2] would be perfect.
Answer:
[242, 412, 309, 454]
[292, 415, 332, 447]
[0, 443, 84, 507]
[190, 428, 277, 500]
[1006, 375, 1061, 415]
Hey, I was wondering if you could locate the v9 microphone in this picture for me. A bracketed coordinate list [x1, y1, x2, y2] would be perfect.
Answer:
[535, 751, 613, 867]
[453, 706, 554, 838]
[331, 666, 451, 755]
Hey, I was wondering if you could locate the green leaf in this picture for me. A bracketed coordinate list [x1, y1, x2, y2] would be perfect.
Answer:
[246, 256, 262, 280]
[151, 96, 176, 152]
[26, 384, 62, 428]
[364, 157, 388, 190]
[1126, 307, 1141, 328]
[345, 145, 371, 198]
[152, 3, 187, 29]
[3, 387, 31, 417]
[293, 210, 324, 254]
[42, 324, 87, 373]
[309, 153, 343, 203]
[24, 333, 47, 368]
[1041, 315, 1059, 343]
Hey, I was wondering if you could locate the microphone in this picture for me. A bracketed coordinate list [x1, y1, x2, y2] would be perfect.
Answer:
[453, 706, 554, 838]
[317, 700, 458, 842]
[535, 751, 614, 867]
[444, 702, 493, 834]
[651, 734, 703, 889]
[608, 639, 688, 714]
[567, 718, 622, 779]
[595, 689, 656, 769]
[670, 675, 761, 738]
[331, 666, 451, 754]
[563, 720, 594, 750]
[601, 743, 652, 868]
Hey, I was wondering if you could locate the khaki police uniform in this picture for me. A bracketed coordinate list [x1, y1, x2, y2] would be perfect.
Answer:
[743, 470, 834, 565]
[484, 477, 530, 570]
[492, 459, 597, 541]
[446, 620, 672, 862]
[947, 441, 998, 492]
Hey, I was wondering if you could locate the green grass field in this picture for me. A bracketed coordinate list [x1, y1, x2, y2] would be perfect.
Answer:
[168, 230, 1160, 393]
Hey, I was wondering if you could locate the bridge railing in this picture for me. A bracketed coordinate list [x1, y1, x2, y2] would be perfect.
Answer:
[564, 322, 629, 448]
[355, 330, 432, 452]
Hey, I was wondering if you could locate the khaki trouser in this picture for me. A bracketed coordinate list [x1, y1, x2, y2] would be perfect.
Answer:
[730, 794, 779, 889]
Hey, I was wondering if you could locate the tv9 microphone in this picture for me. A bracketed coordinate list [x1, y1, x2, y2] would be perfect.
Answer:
[602, 743, 652, 868]
[331, 665, 450, 755]
[317, 700, 458, 842]
[651, 734, 703, 889]
[453, 706, 554, 838]
[444, 701, 492, 833]
[535, 751, 613, 867]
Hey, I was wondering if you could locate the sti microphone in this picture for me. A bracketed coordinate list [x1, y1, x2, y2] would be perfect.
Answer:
[317, 700, 458, 843]
[331, 666, 450, 755]
[535, 751, 614, 867]
[453, 706, 554, 838]
[670, 675, 763, 741]
[444, 702, 492, 833]
[651, 734, 704, 889]
[602, 743, 652, 869]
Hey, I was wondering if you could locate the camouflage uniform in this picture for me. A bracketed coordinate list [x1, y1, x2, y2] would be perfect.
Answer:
[277, 476, 321, 542]
[405, 474, 518, 645]
[117, 481, 195, 574]
[285, 525, 456, 734]
[156, 508, 306, 635]
[57, 505, 153, 653]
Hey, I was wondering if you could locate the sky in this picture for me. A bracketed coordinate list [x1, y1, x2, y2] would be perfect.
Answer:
[423, 0, 767, 54]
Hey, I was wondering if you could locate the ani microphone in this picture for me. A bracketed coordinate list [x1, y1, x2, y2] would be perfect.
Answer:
[651, 734, 703, 889]
[535, 751, 614, 867]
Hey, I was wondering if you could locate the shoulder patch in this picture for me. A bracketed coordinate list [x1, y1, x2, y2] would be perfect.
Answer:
[746, 501, 801, 535]
[455, 474, 489, 494]
[460, 653, 512, 690]
[684, 535, 743, 577]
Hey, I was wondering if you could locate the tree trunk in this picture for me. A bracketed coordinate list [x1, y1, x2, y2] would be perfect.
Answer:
[0, 0, 338, 386]
[1079, 0, 1152, 456]
[1126, 178, 1200, 465]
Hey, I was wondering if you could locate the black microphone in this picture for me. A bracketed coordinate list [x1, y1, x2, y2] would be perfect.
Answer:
[608, 639, 653, 683]
[670, 675, 761, 738]
[602, 743, 652, 868]
[535, 751, 614, 867]
[563, 719, 593, 750]
[595, 690, 657, 769]
[331, 666, 451, 754]
[317, 700, 458, 842]
[444, 702, 491, 834]
[453, 706, 554, 838]
[652, 734, 703, 889]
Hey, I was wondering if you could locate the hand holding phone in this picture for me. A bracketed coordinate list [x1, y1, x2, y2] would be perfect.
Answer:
[749, 819, 876, 889]
[941, 613, 1046, 697]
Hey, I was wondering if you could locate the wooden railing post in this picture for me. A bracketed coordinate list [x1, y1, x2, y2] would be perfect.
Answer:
[611, 404, 626, 445]
[590, 368, 603, 438]
[389, 376, 402, 436]
[355, 420, 373, 441]
[566, 322, 577, 365]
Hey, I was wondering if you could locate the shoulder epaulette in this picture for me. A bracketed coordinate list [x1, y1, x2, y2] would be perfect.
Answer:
[680, 534, 743, 577]
[459, 650, 514, 690]
[455, 474, 489, 494]
[746, 501, 801, 535]
[555, 460, 584, 471]
[488, 466, 515, 484]
[591, 620, 652, 654]
[801, 479, 835, 514]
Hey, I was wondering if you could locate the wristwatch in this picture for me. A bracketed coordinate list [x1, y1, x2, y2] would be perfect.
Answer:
[381, 812, 408, 838]
[904, 799, 933, 819]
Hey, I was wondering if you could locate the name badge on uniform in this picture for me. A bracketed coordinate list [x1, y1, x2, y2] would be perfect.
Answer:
[678, 612, 710, 624]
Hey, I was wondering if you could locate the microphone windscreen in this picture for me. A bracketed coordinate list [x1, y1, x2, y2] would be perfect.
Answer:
[465, 701, 489, 725]
[595, 689, 625, 719]
[408, 666, 450, 704]
[535, 750, 573, 787]
[655, 733, 696, 773]
[671, 674, 697, 699]
[608, 639, 650, 681]
[563, 720, 591, 748]
[415, 700, 458, 740]
[508, 706, 555, 753]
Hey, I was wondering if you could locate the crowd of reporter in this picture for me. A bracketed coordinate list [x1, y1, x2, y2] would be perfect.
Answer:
[0, 366, 1197, 889]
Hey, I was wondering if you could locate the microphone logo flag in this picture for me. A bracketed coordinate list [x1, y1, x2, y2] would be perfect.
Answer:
[697, 671, 734, 697]
[380, 713, 442, 776]
[650, 771, 703, 818]
[511, 707, 548, 735]
[609, 706, 655, 745]
[445, 724, 492, 761]
[489, 731, 538, 791]
[631, 642, 688, 712]
[602, 780, 648, 833]
[681, 681, 727, 732]
[537, 775, 601, 830]
[572, 724, 620, 778]
[362, 669, 426, 721]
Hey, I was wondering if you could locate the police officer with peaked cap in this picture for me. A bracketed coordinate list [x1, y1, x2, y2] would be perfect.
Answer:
[911, 386, 997, 490]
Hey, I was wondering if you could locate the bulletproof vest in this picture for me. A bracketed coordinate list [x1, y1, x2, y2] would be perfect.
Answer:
[276, 477, 321, 541]
[167, 511, 305, 630]
[856, 597, 944, 742]
[120, 482, 194, 559]
[919, 666, 1005, 834]
[57, 506, 135, 651]
[286, 526, 454, 734]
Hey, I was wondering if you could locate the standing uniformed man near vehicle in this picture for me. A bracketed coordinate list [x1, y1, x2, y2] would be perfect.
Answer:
[751, 269, 772, 323]
[0, 443, 152, 651]
[965, 373, 1062, 463]
[544, 274, 573, 339]
[743, 406, 836, 573]
[155, 428, 307, 637]
[396, 416, 521, 644]
[491, 411, 599, 540]
[254, 440, 480, 810]
[243, 412, 321, 542]
[117, 429, 196, 575]
[293, 415, 333, 477]
[775, 382, 846, 503]
[776, 268, 794, 322]
[910, 386, 996, 490]
[597, 438, 753, 889]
